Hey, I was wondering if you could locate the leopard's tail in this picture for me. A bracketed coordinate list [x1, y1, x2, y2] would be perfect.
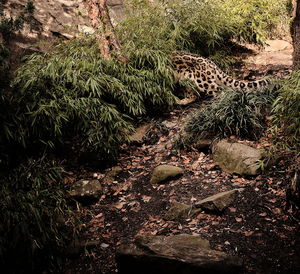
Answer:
[220, 73, 272, 93]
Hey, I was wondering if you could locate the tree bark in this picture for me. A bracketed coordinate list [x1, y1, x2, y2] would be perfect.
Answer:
[84, 0, 127, 62]
[292, 0, 300, 69]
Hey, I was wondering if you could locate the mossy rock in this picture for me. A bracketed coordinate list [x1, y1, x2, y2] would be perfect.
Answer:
[164, 202, 201, 221]
[150, 165, 183, 184]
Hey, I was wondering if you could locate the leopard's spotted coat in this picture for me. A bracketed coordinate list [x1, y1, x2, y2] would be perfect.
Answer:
[172, 52, 270, 98]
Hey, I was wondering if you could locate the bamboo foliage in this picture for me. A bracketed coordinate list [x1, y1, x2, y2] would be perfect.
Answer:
[11, 38, 177, 159]
[0, 158, 77, 272]
[118, 0, 289, 58]
[272, 71, 300, 149]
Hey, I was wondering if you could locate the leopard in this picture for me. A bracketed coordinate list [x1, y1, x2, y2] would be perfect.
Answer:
[172, 51, 271, 103]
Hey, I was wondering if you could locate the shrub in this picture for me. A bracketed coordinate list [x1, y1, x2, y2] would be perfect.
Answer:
[7, 0, 289, 161]
[118, 0, 289, 60]
[272, 71, 300, 150]
[180, 88, 276, 148]
[10, 38, 177, 161]
[0, 158, 77, 272]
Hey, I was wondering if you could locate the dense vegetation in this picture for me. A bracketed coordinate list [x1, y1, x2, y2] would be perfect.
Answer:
[0, 0, 297, 272]
[118, 0, 289, 66]
[11, 43, 176, 161]
[0, 158, 76, 272]
[0, 1, 77, 272]
[272, 71, 300, 151]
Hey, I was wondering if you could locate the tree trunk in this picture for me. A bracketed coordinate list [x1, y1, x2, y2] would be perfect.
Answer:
[292, 0, 300, 69]
[84, 0, 127, 62]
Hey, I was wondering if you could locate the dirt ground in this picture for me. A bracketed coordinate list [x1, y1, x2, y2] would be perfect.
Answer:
[62, 41, 300, 274]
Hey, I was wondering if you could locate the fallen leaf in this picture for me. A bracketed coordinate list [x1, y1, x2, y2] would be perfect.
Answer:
[100, 243, 109, 248]
[191, 196, 197, 202]
[142, 195, 152, 203]
[188, 219, 198, 225]
[114, 202, 126, 209]
[244, 231, 254, 237]
[228, 207, 237, 213]
[95, 213, 104, 218]
[273, 208, 282, 215]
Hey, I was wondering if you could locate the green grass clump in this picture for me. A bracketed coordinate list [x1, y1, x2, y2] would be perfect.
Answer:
[183, 89, 275, 147]
[272, 71, 300, 150]
[0, 158, 77, 272]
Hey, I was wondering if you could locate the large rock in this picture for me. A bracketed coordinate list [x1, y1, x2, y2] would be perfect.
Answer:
[4, 0, 124, 39]
[195, 189, 241, 212]
[164, 202, 201, 221]
[69, 179, 102, 203]
[116, 234, 243, 274]
[2, 0, 125, 64]
[150, 165, 183, 184]
[213, 140, 262, 175]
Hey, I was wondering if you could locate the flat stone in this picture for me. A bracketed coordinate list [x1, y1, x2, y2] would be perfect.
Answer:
[150, 165, 183, 184]
[164, 202, 201, 221]
[129, 123, 152, 144]
[161, 120, 177, 129]
[195, 189, 241, 212]
[116, 234, 243, 274]
[107, 0, 123, 6]
[69, 179, 102, 203]
[213, 140, 262, 175]
[264, 40, 292, 52]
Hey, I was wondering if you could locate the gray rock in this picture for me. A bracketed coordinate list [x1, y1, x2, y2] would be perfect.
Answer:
[69, 179, 102, 203]
[150, 165, 183, 184]
[164, 202, 201, 221]
[195, 189, 242, 212]
[66, 236, 101, 257]
[107, 0, 123, 6]
[116, 234, 243, 274]
[2, 0, 125, 62]
[213, 140, 262, 175]
[129, 123, 152, 144]
[194, 138, 212, 150]
[161, 120, 177, 129]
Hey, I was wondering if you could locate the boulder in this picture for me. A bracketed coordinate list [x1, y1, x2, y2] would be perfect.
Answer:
[213, 140, 262, 175]
[150, 165, 183, 184]
[164, 202, 201, 221]
[69, 179, 102, 203]
[2, 0, 125, 64]
[195, 189, 242, 212]
[116, 234, 243, 274]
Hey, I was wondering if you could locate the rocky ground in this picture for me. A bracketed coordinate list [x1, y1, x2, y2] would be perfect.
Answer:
[60, 41, 300, 274]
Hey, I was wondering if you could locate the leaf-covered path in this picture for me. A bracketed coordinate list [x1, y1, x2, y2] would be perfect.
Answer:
[63, 105, 299, 273]
[63, 41, 299, 274]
